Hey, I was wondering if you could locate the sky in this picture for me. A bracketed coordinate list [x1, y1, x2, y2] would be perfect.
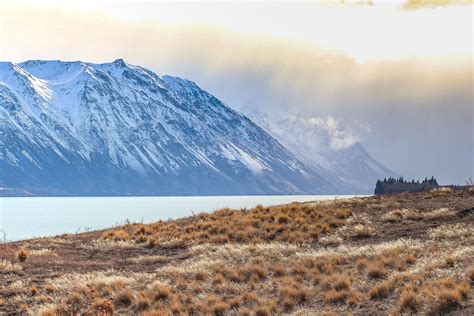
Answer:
[0, 0, 472, 184]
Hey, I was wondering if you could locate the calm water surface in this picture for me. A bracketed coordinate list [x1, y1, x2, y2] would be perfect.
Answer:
[0, 195, 362, 241]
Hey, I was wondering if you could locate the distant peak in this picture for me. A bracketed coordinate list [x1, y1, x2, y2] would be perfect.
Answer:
[113, 59, 126, 66]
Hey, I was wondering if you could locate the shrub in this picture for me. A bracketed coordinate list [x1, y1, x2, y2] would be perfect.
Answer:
[356, 258, 369, 270]
[153, 285, 171, 301]
[195, 270, 208, 281]
[229, 297, 241, 309]
[352, 224, 374, 238]
[44, 283, 56, 293]
[115, 289, 134, 306]
[429, 289, 462, 314]
[212, 301, 228, 314]
[255, 305, 272, 316]
[444, 256, 455, 268]
[333, 275, 351, 291]
[431, 187, 453, 196]
[17, 246, 29, 262]
[238, 307, 252, 316]
[135, 293, 150, 311]
[324, 290, 350, 304]
[90, 298, 115, 315]
[102, 229, 130, 241]
[273, 264, 287, 277]
[212, 274, 224, 285]
[369, 281, 392, 299]
[468, 266, 474, 281]
[399, 289, 420, 313]
[169, 297, 183, 313]
[277, 214, 290, 224]
[279, 284, 310, 303]
[334, 208, 352, 219]
[368, 264, 388, 279]
[456, 281, 469, 299]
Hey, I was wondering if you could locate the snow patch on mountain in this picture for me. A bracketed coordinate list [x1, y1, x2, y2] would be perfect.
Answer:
[0, 59, 338, 196]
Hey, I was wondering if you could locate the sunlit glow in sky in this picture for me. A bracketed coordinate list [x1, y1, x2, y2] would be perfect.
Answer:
[1, 0, 472, 62]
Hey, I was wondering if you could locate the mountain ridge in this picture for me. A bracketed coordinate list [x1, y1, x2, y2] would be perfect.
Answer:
[0, 59, 340, 196]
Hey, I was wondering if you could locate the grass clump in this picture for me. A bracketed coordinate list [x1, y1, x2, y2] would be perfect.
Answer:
[369, 281, 393, 299]
[16, 246, 29, 262]
[367, 264, 388, 279]
[101, 203, 356, 245]
[114, 289, 134, 306]
[399, 289, 421, 313]
[429, 289, 463, 314]
[324, 290, 351, 304]
[153, 285, 171, 301]
[90, 298, 114, 315]
[102, 229, 130, 241]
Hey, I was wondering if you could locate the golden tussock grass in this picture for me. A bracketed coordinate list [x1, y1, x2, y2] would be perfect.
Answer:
[399, 289, 421, 313]
[114, 289, 134, 306]
[367, 264, 389, 279]
[101, 229, 130, 241]
[101, 203, 356, 246]
[89, 298, 114, 315]
[16, 246, 29, 262]
[369, 281, 393, 299]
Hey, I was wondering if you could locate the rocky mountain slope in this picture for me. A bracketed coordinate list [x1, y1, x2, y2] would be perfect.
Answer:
[0, 59, 339, 196]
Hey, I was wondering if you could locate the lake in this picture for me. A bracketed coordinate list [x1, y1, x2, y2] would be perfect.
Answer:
[0, 195, 362, 242]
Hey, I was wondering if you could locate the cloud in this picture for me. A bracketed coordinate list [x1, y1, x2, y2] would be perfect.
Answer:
[307, 116, 360, 150]
[402, 0, 472, 9]
[321, 0, 375, 7]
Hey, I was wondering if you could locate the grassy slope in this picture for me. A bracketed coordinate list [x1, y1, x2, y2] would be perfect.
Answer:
[0, 188, 473, 315]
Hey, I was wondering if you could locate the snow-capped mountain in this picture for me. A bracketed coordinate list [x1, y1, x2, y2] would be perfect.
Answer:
[0, 59, 339, 196]
[243, 110, 396, 193]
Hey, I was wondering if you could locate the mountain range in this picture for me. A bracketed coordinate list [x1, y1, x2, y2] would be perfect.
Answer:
[243, 111, 395, 193]
[0, 59, 393, 196]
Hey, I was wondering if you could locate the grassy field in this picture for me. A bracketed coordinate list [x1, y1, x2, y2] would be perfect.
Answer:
[1, 188, 473, 315]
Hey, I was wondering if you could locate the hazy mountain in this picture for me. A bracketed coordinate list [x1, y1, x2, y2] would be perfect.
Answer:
[243, 110, 396, 193]
[0, 59, 340, 196]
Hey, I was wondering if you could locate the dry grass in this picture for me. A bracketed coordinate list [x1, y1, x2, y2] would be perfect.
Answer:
[114, 289, 134, 306]
[100, 203, 356, 246]
[368, 264, 389, 279]
[102, 229, 130, 241]
[369, 281, 393, 299]
[383, 207, 454, 222]
[1, 189, 472, 315]
[28, 248, 58, 257]
[399, 289, 421, 313]
[468, 266, 474, 281]
[16, 246, 29, 262]
[428, 223, 473, 240]
[431, 187, 454, 196]
[0, 259, 22, 273]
